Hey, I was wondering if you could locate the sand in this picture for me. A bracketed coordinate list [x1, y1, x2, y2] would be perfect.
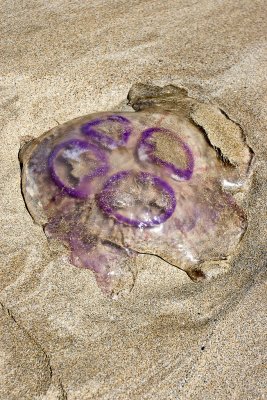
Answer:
[0, 0, 266, 399]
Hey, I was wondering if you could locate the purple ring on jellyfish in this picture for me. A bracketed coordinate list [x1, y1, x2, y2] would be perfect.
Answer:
[81, 114, 132, 150]
[48, 139, 109, 199]
[137, 127, 194, 180]
[97, 170, 177, 228]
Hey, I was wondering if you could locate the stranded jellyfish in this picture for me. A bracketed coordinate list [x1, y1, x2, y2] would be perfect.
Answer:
[20, 85, 252, 296]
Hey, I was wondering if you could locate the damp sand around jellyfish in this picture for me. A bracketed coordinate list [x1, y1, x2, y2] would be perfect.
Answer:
[20, 86, 252, 296]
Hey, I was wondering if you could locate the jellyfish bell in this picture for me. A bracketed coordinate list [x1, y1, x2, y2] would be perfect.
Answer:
[20, 85, 252, 295]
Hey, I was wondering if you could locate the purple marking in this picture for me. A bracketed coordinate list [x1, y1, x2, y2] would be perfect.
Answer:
[81, 114, 132, 150]
[48, 139, 109, 198]
[138, 127, 194, 180]
[97, 170, 176, 228]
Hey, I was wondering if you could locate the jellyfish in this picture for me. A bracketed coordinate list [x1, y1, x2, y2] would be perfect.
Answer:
[20, 84, 252, 296]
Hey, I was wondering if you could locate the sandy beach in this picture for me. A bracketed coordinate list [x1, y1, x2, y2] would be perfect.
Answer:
[0, 1, 266, 398]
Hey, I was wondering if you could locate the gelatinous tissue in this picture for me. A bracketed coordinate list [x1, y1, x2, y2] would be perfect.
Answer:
[20, 85, 253, 296]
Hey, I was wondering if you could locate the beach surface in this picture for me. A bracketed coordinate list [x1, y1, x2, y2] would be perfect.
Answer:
[0, 1, 266, 399]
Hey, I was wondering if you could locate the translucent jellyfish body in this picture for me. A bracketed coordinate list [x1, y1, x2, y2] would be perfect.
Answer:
[20, 88, 252, 295]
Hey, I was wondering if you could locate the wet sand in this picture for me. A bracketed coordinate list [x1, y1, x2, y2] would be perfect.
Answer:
[0, 1, 266, 399]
